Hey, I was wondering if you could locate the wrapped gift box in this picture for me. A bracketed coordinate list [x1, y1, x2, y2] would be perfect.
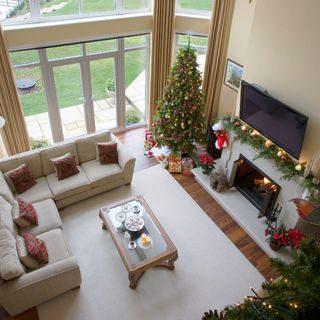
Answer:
[144, 140, 154, 151]
[181, 157, 194, 176]
[168, 160, 182, 173]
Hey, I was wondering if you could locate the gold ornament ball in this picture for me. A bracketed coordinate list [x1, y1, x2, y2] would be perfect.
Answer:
[241, 125, 247, 131]
[265, 140, 273, 148]
[295, 164, 302, 171]
[277, 150, 283, 157]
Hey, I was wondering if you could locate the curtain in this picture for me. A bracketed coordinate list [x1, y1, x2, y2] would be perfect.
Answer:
[202, 0, 235, 128]
[148, 0, 175, 127]
[0, 23, 31, 155]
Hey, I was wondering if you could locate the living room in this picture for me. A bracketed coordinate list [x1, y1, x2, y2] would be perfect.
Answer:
[0, 0, 319, 319]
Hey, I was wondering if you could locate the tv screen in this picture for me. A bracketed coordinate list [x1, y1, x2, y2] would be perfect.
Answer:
[240, 81, 308, 159]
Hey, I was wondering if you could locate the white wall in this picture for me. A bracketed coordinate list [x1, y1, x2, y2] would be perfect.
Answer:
[239, 0, 320, 162]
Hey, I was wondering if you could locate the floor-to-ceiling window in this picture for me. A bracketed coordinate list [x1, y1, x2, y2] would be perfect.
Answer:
[10, 35, 149, 146]
[175, 34, 208, 75]
[3, 0, 150, 25]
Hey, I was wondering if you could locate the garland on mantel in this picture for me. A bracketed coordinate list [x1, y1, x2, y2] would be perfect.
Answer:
[222, 114, 320, 195]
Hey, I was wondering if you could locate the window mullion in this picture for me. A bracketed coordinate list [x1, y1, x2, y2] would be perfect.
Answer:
[116, 38, 126, 130]
[38, 49, 64, 143]
[29, 0, 41, 21]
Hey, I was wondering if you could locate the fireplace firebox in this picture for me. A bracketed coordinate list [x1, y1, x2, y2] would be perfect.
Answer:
[231, 154, 280, 218]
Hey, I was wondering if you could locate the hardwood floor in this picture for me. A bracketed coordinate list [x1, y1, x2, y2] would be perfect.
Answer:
[0, 126, 276, 320]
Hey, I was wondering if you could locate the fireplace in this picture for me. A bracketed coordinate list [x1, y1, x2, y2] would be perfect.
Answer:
[231, 154, 280, 218]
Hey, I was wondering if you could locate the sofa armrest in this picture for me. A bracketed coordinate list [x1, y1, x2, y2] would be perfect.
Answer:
[0, 257, 81, 316]
[111, 134, 136, 184]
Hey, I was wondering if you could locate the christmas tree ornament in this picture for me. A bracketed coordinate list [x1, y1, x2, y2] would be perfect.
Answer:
[241, 124, 247, 131]
[295, 164, 302, 171]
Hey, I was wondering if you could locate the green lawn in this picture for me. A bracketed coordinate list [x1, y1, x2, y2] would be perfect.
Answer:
[9, 0, 211, 116]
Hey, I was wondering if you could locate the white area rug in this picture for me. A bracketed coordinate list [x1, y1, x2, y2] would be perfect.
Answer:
[38, 165, 264, 320]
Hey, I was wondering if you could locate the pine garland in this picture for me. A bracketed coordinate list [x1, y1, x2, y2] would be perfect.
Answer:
[222, 114, 320, 196]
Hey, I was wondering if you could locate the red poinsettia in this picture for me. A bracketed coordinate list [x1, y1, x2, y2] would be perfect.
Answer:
[286, 228, 306, 249]
[265, 225, 305, 249]
[198, 153, 215, 175]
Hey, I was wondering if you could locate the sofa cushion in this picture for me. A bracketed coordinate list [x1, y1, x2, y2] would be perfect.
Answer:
[37, 229, 71, 264]
[0, 172, 14, 205]
[51, 153, 79, 180]
[0, 226, 25, 280]
[40, 141, 78, 176]
[0, 196, 17, 237]
[96, 142, 118, 164]
[76, 131, 111, 164]
[81, 160, 123, 188]
[16, 177, 53, 204]
[12, 200, 30, 228]
[5, 163, 37, 194]
[19, 199, 62, 236]
[0, 150, 43, 181]
[17, 198, 38, 226]
[47, 166, 91, 201]
[16, 235, 40, 270]
[23, 233, 48, 264]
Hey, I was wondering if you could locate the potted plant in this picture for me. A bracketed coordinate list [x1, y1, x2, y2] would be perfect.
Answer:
[198, 153, 216, 176]
[265, 225, 305, 251]
[106, 79, 115, 104]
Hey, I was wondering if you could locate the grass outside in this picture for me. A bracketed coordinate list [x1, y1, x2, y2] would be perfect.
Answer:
[9, 0, 210, 117]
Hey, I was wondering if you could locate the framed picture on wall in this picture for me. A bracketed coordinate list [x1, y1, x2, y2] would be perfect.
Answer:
[224, 59, 243, 92]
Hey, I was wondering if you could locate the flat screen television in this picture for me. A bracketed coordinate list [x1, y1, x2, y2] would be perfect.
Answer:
[240, 80, 308, 159]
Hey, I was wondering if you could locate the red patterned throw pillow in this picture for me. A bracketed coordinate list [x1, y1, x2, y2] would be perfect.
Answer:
[18, 198, 38, 225]
[97, 142, 118, 164]
[51, 153, 79, 180]
[23, 233, 48, 263]
[6, 163, 36, 194]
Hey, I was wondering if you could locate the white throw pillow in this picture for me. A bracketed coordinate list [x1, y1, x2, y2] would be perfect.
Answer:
[0, 226, 25, 280]
[16, 235, 40, 270]
[11, 200, 30, 228]
[0, 172, 14, 205]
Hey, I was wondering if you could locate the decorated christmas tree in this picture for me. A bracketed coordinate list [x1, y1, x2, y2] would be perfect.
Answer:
[152, 45, 206, 155]
[202, 238, 320, 320]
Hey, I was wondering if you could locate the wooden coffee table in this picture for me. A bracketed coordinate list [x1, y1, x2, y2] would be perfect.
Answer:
[99, 195, 178, 289]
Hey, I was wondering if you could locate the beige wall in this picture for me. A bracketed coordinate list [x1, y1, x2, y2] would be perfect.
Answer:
[217, 0, 256, 117]
[240, 0, 320, 162]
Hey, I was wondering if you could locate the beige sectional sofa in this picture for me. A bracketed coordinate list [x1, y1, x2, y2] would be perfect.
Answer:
[0, 130, 136, 316]
[0, 130, 135, 208]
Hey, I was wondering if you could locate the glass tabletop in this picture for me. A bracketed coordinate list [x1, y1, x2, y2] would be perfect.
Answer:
[107, 199, 168, 265]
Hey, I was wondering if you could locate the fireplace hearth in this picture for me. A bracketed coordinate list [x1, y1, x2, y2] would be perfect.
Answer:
[231, 154, 280, 218]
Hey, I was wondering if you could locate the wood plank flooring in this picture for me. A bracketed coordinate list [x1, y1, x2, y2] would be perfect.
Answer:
[0, 126, 276, 320]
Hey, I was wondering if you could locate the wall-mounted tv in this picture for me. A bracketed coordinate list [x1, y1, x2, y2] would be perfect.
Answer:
[240, 80, 308, 159]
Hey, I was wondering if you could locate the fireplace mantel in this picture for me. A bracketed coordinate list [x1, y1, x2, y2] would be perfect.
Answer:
[193, 135, 303, 261]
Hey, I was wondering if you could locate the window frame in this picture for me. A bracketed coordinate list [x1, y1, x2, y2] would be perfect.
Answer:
[10, 34, 150, 144]
[3, 0, 151, 26]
